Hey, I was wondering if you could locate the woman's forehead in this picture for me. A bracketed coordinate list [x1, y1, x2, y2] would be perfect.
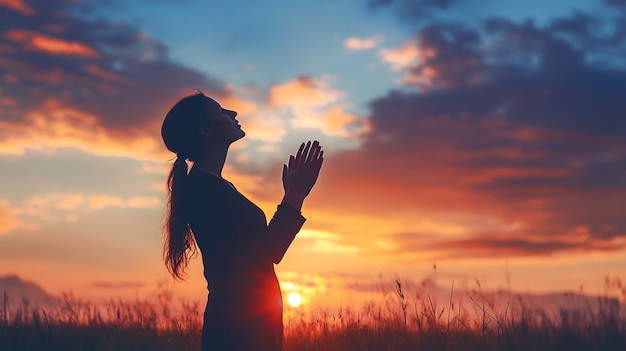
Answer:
[204, 96, 221, 113]
[222, 108, 236, 116]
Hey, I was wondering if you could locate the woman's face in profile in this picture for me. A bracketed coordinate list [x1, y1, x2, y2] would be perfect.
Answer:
[202, 97, 245, 143]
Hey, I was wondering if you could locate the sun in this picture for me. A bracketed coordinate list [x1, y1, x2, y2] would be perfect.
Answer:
[287, 292, 302, 307]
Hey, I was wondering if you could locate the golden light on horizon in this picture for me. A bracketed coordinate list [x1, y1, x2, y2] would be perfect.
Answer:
[287, 292, 302, 307]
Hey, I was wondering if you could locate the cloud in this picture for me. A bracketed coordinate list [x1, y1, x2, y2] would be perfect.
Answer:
[5, 29, 100, 57]
[344, 35, 384, 51]
[81, 64, 133, 84]
[379, 23, 486, 89]
[437, 230, 626, 258]
[268, 76, 343, 108]
[376, 17, 626, 132]
[0, 0, 35, 15]
[0, 0, 229, 138]
[0, 1, 355, 163]
[298, 229, 360, 254]
[18, 192, 161, 222]
[605, 0, 626, 8]
[0, 98, 166, 159]
[378, 38, 439, 86]
[0, 0, 364, 163]
[266, 76, 361, 137]
[378, 38, 425, 70]
[308, 11, 626, 259]
[322, 106, 360, 137]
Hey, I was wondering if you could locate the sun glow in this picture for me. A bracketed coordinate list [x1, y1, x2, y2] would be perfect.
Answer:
[287, 292, 302, 307]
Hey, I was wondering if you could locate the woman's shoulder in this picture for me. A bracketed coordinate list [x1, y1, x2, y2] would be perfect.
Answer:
[184, 170, 233, 213]
[187, 169, 234, 193]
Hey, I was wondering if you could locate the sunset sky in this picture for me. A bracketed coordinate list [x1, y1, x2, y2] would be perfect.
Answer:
[0, 0, 625, 308]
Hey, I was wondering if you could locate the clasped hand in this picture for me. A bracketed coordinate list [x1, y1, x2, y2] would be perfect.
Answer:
[281, 140, 324, 207]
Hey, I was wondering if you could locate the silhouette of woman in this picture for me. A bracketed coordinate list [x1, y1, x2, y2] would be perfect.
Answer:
[161, 91, 323, 351]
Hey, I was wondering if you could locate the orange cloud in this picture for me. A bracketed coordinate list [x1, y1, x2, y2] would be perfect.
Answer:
[5, 30, 100, 57]
[0, 99, 166, 160]
[322, 106, 361, 137]
[264, 76, 361, 138]
[225, 76, 362, 144]
[378, 39, 438, 85]
[268, 76, 342, 107]
[379, 39, 427, 70]
[295, 200, 525, 262]
[0, 0, 34, 15]
[344, 35, 384, 50]
[19, 193, 161, 222]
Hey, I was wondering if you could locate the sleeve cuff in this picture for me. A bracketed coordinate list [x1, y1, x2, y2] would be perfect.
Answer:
[277, 202, 306, 222]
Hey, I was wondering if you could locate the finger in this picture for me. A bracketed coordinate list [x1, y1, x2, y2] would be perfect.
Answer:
[315, 151, 324, 168]
[289, 155, 294, 169]
[282, 164, 289, 191]
[295, 142, 306, 164]
[311, 143, 322, 162]
[307, 147, 320, 168]
[304, 140, 318, 164]
[314, 151, 324, 172]
[300, 141, 312, 166]
[313, 156, 324, 177]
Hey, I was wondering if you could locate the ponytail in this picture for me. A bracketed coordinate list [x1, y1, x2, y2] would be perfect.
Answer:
[161, 90, 209, 279]
[164, 155, 196, 280]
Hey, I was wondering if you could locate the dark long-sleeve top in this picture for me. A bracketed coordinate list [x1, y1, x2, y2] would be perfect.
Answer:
[185, 169, 306, 304]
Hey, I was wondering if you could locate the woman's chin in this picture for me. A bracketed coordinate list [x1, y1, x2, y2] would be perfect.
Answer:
[233, 130, 246, 142]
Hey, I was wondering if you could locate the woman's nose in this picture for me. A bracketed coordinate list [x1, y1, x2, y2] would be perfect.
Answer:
[224, 109, 237, 118]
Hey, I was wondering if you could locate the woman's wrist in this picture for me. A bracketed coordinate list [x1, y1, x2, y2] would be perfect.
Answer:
[281, 191, 304, 212]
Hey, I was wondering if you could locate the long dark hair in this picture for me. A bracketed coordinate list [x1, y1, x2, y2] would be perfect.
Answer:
[161, 91, 210, 279]
[164, 155, 195, 280]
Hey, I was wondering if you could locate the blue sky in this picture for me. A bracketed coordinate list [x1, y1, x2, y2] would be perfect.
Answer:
[85, 0, 608, 115]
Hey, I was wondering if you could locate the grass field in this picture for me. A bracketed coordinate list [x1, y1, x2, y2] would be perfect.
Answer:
[1, 280, 625, 351]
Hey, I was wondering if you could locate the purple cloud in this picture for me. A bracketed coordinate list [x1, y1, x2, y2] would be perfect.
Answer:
[319, 10, 626, 257]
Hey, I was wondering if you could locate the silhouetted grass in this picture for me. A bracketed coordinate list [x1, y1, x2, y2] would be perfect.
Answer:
[0, 290, 202, 351]
[1, 279, 625, 351]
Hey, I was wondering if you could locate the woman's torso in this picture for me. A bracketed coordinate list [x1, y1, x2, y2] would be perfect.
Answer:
[185, 170, 283, 313]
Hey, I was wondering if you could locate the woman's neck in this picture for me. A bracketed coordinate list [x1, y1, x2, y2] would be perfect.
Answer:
[191, 143, 229, 178]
